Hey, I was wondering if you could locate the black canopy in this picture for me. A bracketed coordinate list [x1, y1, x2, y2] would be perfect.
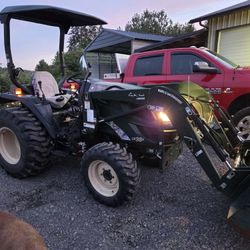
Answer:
[0, 5, 106, 32]
[0, 5, 107, 92]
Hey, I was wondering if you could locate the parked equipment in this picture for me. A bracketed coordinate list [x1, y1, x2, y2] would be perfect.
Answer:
[1, 5, 250, 238]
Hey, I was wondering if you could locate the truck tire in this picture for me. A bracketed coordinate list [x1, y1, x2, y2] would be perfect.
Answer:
[80, 142, 140, 206]
[232, 107, 250, 140]
[0, 107, 52, 178]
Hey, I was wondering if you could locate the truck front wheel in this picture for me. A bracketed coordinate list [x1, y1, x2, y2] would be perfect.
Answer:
[80, 142, 140, 206]
[233, 107, 250, 140]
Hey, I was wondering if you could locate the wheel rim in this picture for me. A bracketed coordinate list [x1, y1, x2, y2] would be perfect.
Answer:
[88, 160, 119, 197]
[237, 115, 250, 140]
[0, 127, 21, 164]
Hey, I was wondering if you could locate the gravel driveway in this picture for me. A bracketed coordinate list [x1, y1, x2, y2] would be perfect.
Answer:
[0, 148, 249, 249]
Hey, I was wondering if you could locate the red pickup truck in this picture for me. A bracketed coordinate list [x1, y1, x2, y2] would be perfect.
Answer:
[104, 47, 250, 139]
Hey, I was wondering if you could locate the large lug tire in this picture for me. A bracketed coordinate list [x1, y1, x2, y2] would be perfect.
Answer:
[80, 142, 140, 206]
[0, 107, 52, 178]
[232, 107, 250, 140]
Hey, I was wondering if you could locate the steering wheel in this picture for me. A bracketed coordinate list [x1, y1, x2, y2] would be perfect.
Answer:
[59, 73, 84, 89]
[66, 73, 84, 84]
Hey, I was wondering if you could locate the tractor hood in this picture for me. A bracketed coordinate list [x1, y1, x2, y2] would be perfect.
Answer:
[0, 5, 107, 32]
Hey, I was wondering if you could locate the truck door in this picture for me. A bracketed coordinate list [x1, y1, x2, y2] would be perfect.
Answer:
[167, 52, 224, 103]
[124, 53, 167, 85]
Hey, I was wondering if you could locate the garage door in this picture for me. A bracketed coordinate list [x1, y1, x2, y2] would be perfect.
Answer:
[217, 25, 250, 66]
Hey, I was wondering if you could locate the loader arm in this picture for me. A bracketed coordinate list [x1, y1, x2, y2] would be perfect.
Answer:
[147, 85, 250, 196]
[146, 84, 250, 237]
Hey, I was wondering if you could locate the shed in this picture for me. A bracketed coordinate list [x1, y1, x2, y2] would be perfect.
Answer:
[190, 0, 250, 66]
[84, 28, 172, 78]
[135, 29, 207, 52]
[85, 28, 172, 54]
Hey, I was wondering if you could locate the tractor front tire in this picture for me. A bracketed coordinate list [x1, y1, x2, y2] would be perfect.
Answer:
[232, 107, 250, 140]
[0, 107, 52, 178]
[80, 142, 140, 206]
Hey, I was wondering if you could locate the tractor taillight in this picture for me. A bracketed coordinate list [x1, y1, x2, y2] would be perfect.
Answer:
[70, 83, 77, 91]
[15, 88, 23, 97]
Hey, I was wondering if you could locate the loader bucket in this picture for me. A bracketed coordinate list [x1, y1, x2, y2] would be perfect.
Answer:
[227, 185, 250, 239]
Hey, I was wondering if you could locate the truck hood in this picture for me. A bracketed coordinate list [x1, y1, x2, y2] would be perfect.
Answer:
[235, 67, 250, 74]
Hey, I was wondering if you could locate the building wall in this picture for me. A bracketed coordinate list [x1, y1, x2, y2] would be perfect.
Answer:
[131, 40, 155, 53]
[85, 53, 117, 79]
[208, 9, 250, 50]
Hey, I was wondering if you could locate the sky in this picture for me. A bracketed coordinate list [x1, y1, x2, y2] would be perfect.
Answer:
[0, 0, 246, 70]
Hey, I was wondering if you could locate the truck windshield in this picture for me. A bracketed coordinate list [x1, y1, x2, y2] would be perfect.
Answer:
[202, 49, 238, 68]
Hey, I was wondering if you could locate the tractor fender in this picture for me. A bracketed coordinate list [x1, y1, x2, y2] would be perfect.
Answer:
[0, 93, 57, 139]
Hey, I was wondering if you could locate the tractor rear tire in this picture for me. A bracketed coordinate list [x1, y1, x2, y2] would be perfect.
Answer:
[232, 107, 250, 140]
[0, 107, 52, 178]
[80, 142, 140, 206]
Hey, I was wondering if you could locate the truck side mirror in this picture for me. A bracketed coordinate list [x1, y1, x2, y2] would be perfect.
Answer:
[193, 61, 219, 74]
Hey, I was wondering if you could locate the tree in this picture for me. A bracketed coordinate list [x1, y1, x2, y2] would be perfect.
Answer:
[64, 48, 82, 74]
[0, 67, 10, 92]
[41, 49, 83, 81]
[67, 25, 102, 51]
[35, 59, 50, 71]
[125, 10, 194, 36]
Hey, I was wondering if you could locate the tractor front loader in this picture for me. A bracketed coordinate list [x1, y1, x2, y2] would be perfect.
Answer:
[81, 80, 250, 238]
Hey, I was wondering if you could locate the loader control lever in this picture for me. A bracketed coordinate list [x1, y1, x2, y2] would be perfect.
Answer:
[38, 81, 46, 101]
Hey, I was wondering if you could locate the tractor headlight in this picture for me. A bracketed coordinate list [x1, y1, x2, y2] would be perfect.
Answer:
[157, 111, 171, 123]
[148, 105, 172, 126]
[153, 110, 172, 126]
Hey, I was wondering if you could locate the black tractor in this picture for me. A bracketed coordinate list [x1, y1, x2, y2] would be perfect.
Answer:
[1, 5, 250, 238]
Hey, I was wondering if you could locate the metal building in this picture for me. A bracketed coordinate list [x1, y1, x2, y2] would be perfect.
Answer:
[190, 0, 250, 66]
[84, 28, 172, 79]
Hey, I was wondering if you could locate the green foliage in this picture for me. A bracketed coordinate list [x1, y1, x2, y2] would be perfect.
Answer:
[67, 25, 102, 51]
[0, 67, 11, 92]
[34, 50, 83, 81]
[35, 59, 50, 71]
[64, 48, 82, 75]
[47, 49, 83, 81]
[18, 70, 32, 84]
[125, 9, 194, 36]
[0, 67, 32, 92]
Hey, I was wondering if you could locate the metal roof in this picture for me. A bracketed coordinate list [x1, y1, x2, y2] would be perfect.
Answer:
[103, 28, 170, 42]
[190, 0, 250, 23]
[135, 29, 207, 52]
[0, 5, 106, 32]
[85, 28, 172, 54]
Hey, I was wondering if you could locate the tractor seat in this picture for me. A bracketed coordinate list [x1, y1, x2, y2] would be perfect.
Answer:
[31, 71, 71, 109]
